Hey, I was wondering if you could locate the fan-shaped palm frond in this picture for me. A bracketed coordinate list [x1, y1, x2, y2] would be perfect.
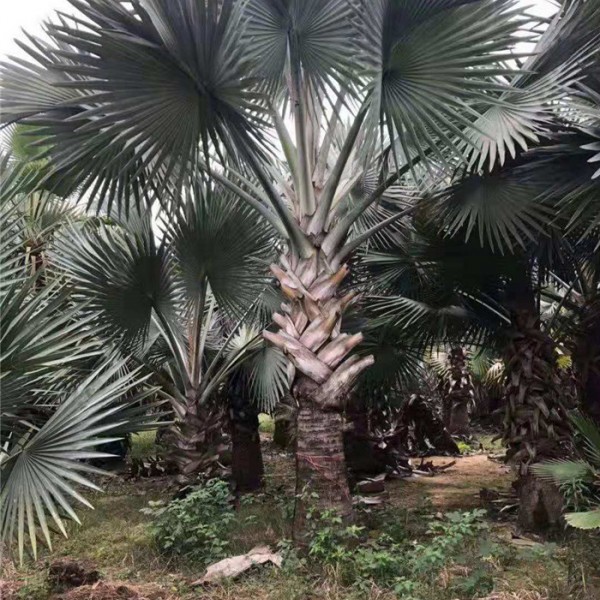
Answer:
[363, 0, 526, 167]
[166, 184, 274, 318]
[54, 218, 178, 352]
[1, 205, 161, 560]
[226, 325, 290, 413]
[0, 357, 155, 562]
[462, 0, 600, 171]
[435, 170, 553, 254]
[1, 1, 271, 214]
[245, 0, 358, 91]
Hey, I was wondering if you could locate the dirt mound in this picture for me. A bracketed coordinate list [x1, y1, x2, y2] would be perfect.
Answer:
[48, 557, 101, 589]
[51, 581, 170, 600]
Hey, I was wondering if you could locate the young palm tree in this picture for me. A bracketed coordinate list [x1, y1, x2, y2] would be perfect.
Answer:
[52, 183, 287, 483]
[2, 0, 598, 534]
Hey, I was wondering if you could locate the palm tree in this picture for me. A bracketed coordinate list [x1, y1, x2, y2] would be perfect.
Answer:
[2, 0, 598, 535]
[52, 183, 287, 484]
[431, 347, 474, 435]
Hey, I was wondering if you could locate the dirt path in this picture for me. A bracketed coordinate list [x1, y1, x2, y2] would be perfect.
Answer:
[387, 455, 513, 511]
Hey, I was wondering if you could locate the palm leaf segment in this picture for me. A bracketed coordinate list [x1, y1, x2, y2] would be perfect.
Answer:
[1, 358, 155, 562]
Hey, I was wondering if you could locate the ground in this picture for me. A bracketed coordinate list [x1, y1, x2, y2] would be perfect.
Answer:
[1, 429, 599, 600]
[388, 455, 512, 511]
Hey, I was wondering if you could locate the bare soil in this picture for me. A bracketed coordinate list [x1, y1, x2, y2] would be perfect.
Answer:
[388, 455, 512, 510]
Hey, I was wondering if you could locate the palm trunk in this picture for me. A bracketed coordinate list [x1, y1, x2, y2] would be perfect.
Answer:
[231, 417, 264, 492]
[502, 279, 570, 530]
[264, 250, 374, 538]
[575, 301, 600, 423]
[168, 400, 229, 484]
[443, 347, 473, 435]
[273, 416, 293, 448]
[294, 397, 352, 537]
[273, 394, 296, 449]
[229, 375, 264, 493]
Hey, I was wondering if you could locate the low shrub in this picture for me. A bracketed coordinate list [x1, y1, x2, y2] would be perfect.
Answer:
[141, 479, 234, 565]
[304, 506, 501, 599]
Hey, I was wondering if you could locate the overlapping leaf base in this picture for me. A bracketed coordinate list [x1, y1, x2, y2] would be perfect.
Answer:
[264, 250, 374, 532]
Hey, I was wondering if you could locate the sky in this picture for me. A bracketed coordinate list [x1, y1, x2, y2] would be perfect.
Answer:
[0, 0, 558, 58]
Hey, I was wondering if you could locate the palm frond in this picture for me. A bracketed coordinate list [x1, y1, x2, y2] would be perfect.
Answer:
[571, 411, 600, 467]
[364, 0, 525, 168]
[52, 219, 178, 351]
[166, 185, 275, 318]
[0, 358, 152, 562]
[245, 0, 358, 91]
[435, 170, 553, 254]
[1, 0, 267, 211]
[564, 510, 600, 530]
[531, 459, 595, 484]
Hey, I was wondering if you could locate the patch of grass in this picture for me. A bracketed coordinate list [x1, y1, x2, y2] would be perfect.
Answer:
[57, 497, 157, 574]
[130, 429, 158, 460]
[477, 433, 505, 454]
[16, 576, 49, 600]
[258, 413, 275, 434]
[231, 491, 293, 555]
[4, 450, 589, 600]
[457, 440, 473, 454]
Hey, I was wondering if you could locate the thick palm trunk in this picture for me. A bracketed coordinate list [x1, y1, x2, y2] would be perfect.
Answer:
[264, 250, 373, 537]
[168, 400, 229, 484]
[294, 398, 352, 535]
[502, 284, 571, 530]
[229, 375, 264, 493]
[231, 417, 264, 492]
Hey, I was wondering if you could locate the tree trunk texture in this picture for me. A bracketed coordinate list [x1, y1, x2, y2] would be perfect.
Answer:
[273, 395, 296, 449]
[231, 418, 264, 493]
[294, 397, 352, 539]
[167, 401, 229, 484]
[440, 347, 473, 435]
[229, 375, 264, 493]
[264, 250, 374, 538]
[273, 416, 293, 448]
[574, 301, 600, 423]
[517, 474, 564, 531]
[502, 283, 571, 530]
